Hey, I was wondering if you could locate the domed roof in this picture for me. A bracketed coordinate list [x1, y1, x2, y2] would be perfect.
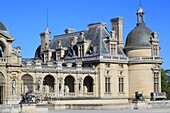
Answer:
[0, 22, 8, 31]
[124, 23, 153, 48]
[0, 22, 9, 34]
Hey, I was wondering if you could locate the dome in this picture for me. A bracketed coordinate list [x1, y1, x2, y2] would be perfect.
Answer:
[0, 22, 9, 34]
[124, 23, 153, 48]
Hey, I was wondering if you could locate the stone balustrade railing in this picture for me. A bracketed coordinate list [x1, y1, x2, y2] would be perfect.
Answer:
[22, 64, 96, 73]
[129, 56, 162, 62]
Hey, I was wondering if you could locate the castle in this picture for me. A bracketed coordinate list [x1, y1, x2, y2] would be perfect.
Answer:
[0, 5, 165, 104]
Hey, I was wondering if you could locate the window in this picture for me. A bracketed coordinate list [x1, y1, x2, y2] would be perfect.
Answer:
[105, 77, 111, 93]
[110, 44, 116, 55]
[113, 44, 116, 55]
[153, 44, 158, 56]
[119, 78, 124, 93]
[57, 51, 61, 60]
[111, 44, 113, 55]
[155, 45, 158, 55]
[79, 45, 84, 57]
[154, 72, 159, 92]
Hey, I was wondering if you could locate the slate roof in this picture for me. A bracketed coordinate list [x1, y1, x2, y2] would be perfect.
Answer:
[0, 22, 8, 31]
[35, 22, 127, 59]
[49, 32, 82, 49]
[84, 22, 110, 56]
[124, 23, 153, 48]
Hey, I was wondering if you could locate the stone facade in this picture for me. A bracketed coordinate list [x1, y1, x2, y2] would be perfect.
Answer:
[0, 5, 165, 104]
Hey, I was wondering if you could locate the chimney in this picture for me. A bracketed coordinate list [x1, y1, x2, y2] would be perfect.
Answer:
[64, 28, 76, 34]
[110, 17, 124, 49]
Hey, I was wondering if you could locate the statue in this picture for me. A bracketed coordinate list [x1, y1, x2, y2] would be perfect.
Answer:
[12, 80, 16, 94]
[36, 80, 40, 91]
[59, 83, 62, 94]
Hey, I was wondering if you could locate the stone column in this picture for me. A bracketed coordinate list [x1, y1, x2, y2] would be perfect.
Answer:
[54, 81, 57, 96]
[74, 82, 78, 97]
[93, 83, 95, 96]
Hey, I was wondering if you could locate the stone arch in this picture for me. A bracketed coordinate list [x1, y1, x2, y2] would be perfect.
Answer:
[64, 75, 75, 93]
[0, 72, 5, 104]
[0, 40, 6, 57]
[21, 74, 33, 93]
[83, 76, 93, 92]
[0, 72, 5, 84]
[43, 75, 55, 93]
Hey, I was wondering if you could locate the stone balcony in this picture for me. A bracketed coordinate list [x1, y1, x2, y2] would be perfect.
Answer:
[63, 55, 128, 63]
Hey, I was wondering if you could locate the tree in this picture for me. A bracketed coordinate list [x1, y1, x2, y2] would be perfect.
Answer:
[161, 68, 170, 100]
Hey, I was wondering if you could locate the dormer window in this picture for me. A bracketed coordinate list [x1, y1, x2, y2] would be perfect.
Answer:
[110, 44, 116, 55]
[79, 45, 84, 57]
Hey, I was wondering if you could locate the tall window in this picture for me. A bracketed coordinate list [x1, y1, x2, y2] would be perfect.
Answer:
[110, 44, 116, 55]
[119, 78, 124, 93]
[79, 45, 84, 57]
[111, 44, 113, 55]
[153, 44, 158, 56]
[57, 51, 61, 60]
[155, 45, 158, 55]
[113, 44, 116, 55]
[154, 72, 159, 92]
[105, 77, 111, 93]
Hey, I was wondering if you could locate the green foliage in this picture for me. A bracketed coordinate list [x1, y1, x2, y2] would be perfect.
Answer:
[161, 68, 170, 100]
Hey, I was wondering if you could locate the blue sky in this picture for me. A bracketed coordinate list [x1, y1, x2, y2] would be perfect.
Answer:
[0, 0, 169, 69]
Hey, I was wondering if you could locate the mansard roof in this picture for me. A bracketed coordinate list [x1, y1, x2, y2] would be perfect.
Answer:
[49, 31, 82, 49]
[49, 22, 111, 56]
[84, 22, 110, 56]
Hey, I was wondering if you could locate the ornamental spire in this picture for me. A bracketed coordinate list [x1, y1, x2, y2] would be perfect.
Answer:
[45, 7, 50, 33]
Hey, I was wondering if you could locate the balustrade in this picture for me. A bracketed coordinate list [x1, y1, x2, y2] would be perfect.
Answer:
[129, 56, 162, 62]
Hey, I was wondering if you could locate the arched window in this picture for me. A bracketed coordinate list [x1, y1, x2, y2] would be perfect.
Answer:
[43, 75, 55, 93]
[84, 76, 93, 92]
[65, 75, 75, 92]
[21, 74, 33, 93]
[0, 41, 6, 58]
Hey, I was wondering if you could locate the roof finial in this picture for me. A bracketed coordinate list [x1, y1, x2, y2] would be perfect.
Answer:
[45, 7, 50, 33]
[47, 7, 48, 27]
[139, 0, 142, 6]
[137, 0, 145, 24]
